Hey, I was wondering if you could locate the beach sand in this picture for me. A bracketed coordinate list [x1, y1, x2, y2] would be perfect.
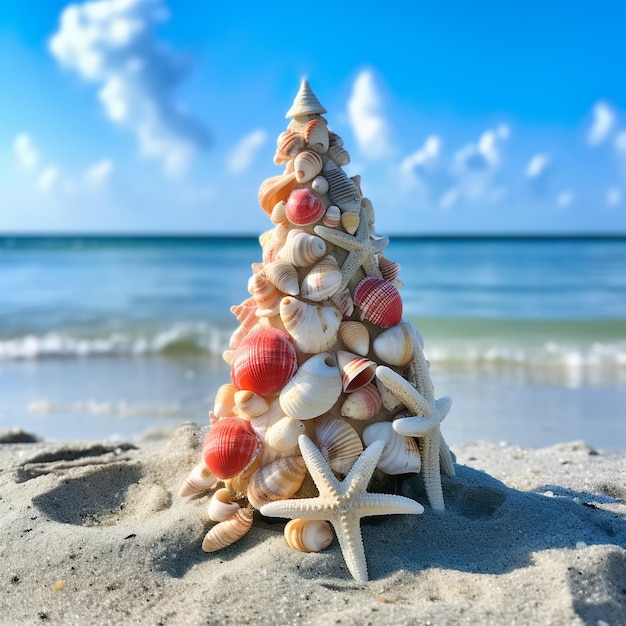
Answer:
[1, 424, 624, 625]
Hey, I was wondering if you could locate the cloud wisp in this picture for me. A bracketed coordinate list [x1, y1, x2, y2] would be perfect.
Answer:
[227, 130, 268, 175]
[587, 101, 615, 146]
[14, 134, 40, 170]
[49, 0, 209, 178]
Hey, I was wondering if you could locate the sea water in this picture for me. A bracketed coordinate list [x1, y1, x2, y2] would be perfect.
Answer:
[1, 236, 625, 448]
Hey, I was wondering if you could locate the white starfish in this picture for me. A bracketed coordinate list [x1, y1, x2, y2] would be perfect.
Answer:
[260, 435, 423, 582]
[314, 207, 388, 291]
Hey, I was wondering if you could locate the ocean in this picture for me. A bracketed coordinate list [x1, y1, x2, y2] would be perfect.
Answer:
[1, 235, 625, 449]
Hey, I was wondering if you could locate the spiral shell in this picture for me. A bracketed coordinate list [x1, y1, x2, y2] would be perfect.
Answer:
[323, 160, 361, 213]
[265, 415, 306, 451]
[280, 298, 342, 354]
[202, 508, 253, 552]
[234, 390, 270, 419]
[323, 205, 341, 228]
[340, 211, 360, 235]
[354, 277, 403, 328]
[378, 254, 401, 283]
[372, 322, 414, 366]
[258, 172, 298, 215]
[202, 417, 262, 480]
[279, 353, 342, 420]
[338, 321, 369, 356]
[304, 119, 330, 153]
[330, 288, 354, 318]
[315, 414, 364, 475]
[230, 297, 259, 335]
[246, 456, 307, 509]
[326, 143, 350, 167]
[178, 460, 218, 497]
[312, 175, 329, 195]
[247, 271, 282, 317]
[293, 150, 324, 184]
[213, 383, 239, 418]
[278, 229, 327, 267]
[285, 519, 334, 553]
[231, 328, 298, 397]
[274, 130, 305, 164]
[336, 350, 377, 393]
[286, 188, 325, 225]
[300, 256, 342, 301]
[264, 260, 300, 296]
[207, 487, 241, 522]
[340, 383, 382, 420]
[363, 421, 421, 475]
[285, 80, 327, 118]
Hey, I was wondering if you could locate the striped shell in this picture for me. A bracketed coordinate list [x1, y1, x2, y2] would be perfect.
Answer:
[178, 460, 218, 497]
[336, 350, 377, 393]
[322, 205, 341, 228]
[247, 271, 282, 317]
[274, 130, 305, 164]
[340, 383, 382, 420]
[246, 456, 307, 509]
[265, 416, 306, 452]
[330, 287, 354, 317]
[338, 321, 369, 356]
[202, 508, 253, 552]
[280, 297, 342, 354]
[258, 172, 298, 214]
[207, 487, 241, 522]
[372, 322, 414, 366]
[312, 175, 329, 195]
[285, 188, 325, 225]
[278, 229, 327, 267]
[304, 119, 330, 153]
[264, 260, 300, 296]
[285, 80, 327, 118]
[354, 277, 403, 328]
[300, 256, 342, 301]
[340, 211, 360, 235]
[323, 160, 361, 213]
[285, 519, 334, 553]
[326, 144, 350, 167]
[315, 414, 364, 475]
[378, 254, 401, 283]
[293, 150, 324, 183]
[363, 421, 421, 475]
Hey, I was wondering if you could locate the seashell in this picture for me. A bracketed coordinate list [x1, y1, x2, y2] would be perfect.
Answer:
[326, 144, 350, 167]
[265, 416, 305, 451]
[261, 224, 289, 264]
[278, 229, 326, 267]
[362, 422, 421, 475]
[202, 508, 253, 552]
[248, 271, 282, 317]
[340, 383, 382, 420]
[340, 211, 359, 235]
[270, 200, 289, 226]
[274, 130, 305, 164]
[361, 197, 375, 224]
[372, 322, 414, 366]
[285, 519, 334, 553]
[285, 79, 327, 118]
[264, 261, 300, 296]
[285, 188, 325, 225]
[338, 321, 369, 356]
[336, 350, 377, 393]
[258, 171, 297, 214]
[231, 297, 259, 334]
[378, 254, 401, 283]
[293, 150, 324, 183]
[202, 417, 262, 480]
[234, 390, 269, 418]
[315, 414, 364, 475]
[304, 119, 330, 153]
[231, 327, 298, 397]
[179, 460, 219, 497]
[354, 277, 403, 328]
[330, 288, 354, 318]
[350, 175, 362, 198]
[279, 353, 342, 420]
[207, 487, 241, 522]
[300, 256, 342, 301]
[375, 376, 403, 412]
[222, 349, 236, 365]
[246, 456, 307, 509]
[323, 160, 360, 213]
[322, 205, 340, 228]
[328, 131, 343, 147]
[213, 383, 239, 418]
[279, 297, 342, 353]
[311, 175, 329, 195]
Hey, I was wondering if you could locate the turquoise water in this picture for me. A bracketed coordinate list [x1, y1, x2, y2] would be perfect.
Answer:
[1, 236, 625, 447]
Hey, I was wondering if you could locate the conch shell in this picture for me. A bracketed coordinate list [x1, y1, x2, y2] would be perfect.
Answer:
[285, 80, 327, 118]
[202, 508, 253, 552]
[278, 229, 327, 267]
[336, 350, 377, 393]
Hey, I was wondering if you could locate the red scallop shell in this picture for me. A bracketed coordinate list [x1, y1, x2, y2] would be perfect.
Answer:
[231, 327, 298, 396]
[202, 417, 262, 480]
[285, 189, 326, 226]
[353, 277, 403, 328]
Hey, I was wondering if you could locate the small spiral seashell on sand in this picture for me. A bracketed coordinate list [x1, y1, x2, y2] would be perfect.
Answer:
[202, 508, 253, 552]
[315, 414, 364, 475]
[178, 460, 218, 497]
[304, 119, 330, 153]
[278, 229, 327, 267]
[280, 297, 342, 354]
[207, 487, 241, 522]
[284, 519, 334, 553]
[246, 456, 307, 509]
[338, 321, 369, 356]
[363, 421, 421, 475]
[340, 383, 382, 420]
[293, 150, 324, 183]
[300, 256, 342, 302]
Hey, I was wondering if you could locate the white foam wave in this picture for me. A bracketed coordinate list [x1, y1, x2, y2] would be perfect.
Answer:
[26, 398, 195, 418]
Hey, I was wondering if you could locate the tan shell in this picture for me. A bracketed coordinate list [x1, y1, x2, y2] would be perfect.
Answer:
[265, 415, 306, 451]
[178, 460, 219, 497]
[261, 224, 289, 264]
[213, 383, 239, 418]
[248, 271, 282, 317]
[340, 383, 382, 420]
[258, 172, 297, 215]
[338, 321, 369, 356]
[311, 175, 329, 195]
[294, 150, 323, 183]
[279, 353, 342, 420]
[340, 211, 360, 235]
[326, 144, 350, 167]
[336, 350, 377, 392]
[278, 229, 327, 267]
[372, 322, 414, 366]
[270, 201, 289, 226]
[274, 130, 305, 164]
[304, 119, 330, 153]
[322, 205, 340, 228]
[323, 160, 361, 213]
[330, 287, 354, 318]
[375, 376, 403, 412]
[246, 456, 307, 509]
[234, 390, 270, 418]
[300, 256, 342, 302]
[363, 421, 421, 475]
[264, 260, 300, 296]
[315, 414, 364, 475]
[202, 508, 253, 552]
[285, 80, 327, 118]
[231, 297, 259, 335]
[284, 519, 334, 553]
[207, 487, 241, 522]
[280, 297, 342, 353]
[328, 131, 343, 148]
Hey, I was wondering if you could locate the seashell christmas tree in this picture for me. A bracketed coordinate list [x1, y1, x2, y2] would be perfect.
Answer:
[180, 80, 455, 582]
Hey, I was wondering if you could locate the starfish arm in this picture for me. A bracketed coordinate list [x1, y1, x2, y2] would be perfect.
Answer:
[420, 429, 445, 511]
[260, 496, 334, 521]
[313, 225, 359, 252]
[332, 512, 369, 582]
[392, 414, 437, 436]
[341, 439, 384, 497]
[407, 335, 435, 403]
[354, 493, 424, 517]
[435, 396, 452, 422]
[298, 435, 342, 496]
[376, 366, 432, 417]
[439, 435, 456, 478]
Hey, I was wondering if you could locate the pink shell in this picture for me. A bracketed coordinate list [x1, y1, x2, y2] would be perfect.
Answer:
[202, 418, 262, 480]
[336, 350, 377, 393]
[353, 277, 403, 328]
[231, 328, 298, 396]
[285, 189, 326, 226]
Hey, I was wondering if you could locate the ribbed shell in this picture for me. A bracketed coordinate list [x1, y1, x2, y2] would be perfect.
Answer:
[363, 421, 421, 475]
[304, 119, 330, 153]
[207, 488, 241, 522]
[278, 229, 327, 267]
[264, 260, 300, 296]
[274, 130, 305, 164]
[280, 298, 342, 354]
[202, 508, 253, 552]
[326, 144, 350, 167]
[354, 277, 403, 328]
[178, 461, 218, 497]
[300, 256, 342, 302]
[286, 188, 325, 225]
[293, 150, 324, 184]
[247, 271, 282, 317]
[338, 321, 369, 356]
[336, 350, 377, 393]
[246, 456, 307, 509]
[258, 172, 298, 214]
[322, 205, 341, 228]
[378, 254, 401, 283]
[284, 519, 334, 553]
[330, 288, 354, 317]
[340, 383, 382, 420]
[323, 160, 360, 213]
[285, 80, 327, 118]
[315, 414, 364, 475]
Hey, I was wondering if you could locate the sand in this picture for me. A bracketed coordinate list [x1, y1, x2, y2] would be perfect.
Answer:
[1, 423, 624, 626]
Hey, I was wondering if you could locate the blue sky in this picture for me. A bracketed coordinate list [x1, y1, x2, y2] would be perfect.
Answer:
[1, 0, 625, 234]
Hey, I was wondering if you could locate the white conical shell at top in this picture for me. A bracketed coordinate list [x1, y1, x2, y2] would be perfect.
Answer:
[285, 80, 327, 118]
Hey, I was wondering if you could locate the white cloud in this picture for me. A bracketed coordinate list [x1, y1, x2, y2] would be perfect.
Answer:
[453, 126, 509, 174]
[84, 159, 114, 187]
[587, 101, 615, 146]
[400, 135, 441, 177]
[439, 187, 459, 210]
[347, 69, 394, 159]
[526, 154, 550, 178]
[227, 130, 268, 175]
[49, 0, 209, 177]
[556, 190, 573, 208]
[606, 187, 622, 207]
[38, 166, 60, 192]
[14, 134, 39, 170]
[615, 131, 626, 153]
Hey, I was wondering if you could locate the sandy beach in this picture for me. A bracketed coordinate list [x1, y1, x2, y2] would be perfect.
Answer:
[1, 423, 624, 626]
